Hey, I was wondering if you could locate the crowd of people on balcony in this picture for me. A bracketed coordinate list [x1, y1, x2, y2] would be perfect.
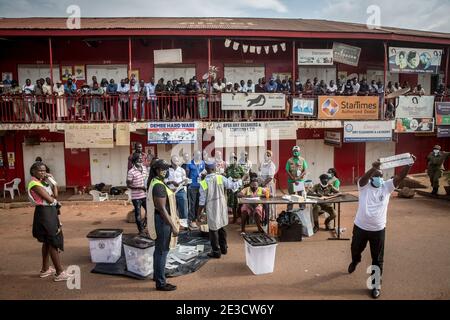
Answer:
[0, 72, 448, 122]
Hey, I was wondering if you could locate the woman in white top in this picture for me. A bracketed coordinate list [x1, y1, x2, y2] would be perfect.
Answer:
[259, 150, 277, 222]
[166, 155, 188, 221]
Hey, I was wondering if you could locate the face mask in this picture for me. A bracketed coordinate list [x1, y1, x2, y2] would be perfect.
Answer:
[320, 181, 328, 188]
[433, 149, 440, 155]
[264, 155, 271, 162]
[328, 172, 334, 178]
[293, 151, 300, 157]
[296, 82, 300, 85]
[371, 177, 384, 188]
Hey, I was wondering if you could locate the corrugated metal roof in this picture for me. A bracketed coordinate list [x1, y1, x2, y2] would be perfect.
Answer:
[0, 17, 448, 40]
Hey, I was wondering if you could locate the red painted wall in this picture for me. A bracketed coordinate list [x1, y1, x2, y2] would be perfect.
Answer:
[334, 142, 366, 186]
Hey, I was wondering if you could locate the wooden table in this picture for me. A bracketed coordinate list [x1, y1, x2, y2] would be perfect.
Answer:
[238, 194, 359, 240]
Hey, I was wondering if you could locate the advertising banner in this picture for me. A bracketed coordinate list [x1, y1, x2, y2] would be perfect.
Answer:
[396, 96, 434, 118]
[437, 126, 450, 138]
[221, 93, 286, 110]
[65, 124, 114, 148]
[395, 118, 434, 133]
[214, 122, 266, 148]
[318, 96, 379, 120]
[298, 49, 334, 65]
[324, 131, 342, 147]
[343, 121, 393, 142]
[148, 122, 198, 144]
[292, 98, 315, 116]
[435, 102, 450, 125]
[389, 47, 443, 74]
[332, 42, 361, 67]
[115, 123, 130, 146]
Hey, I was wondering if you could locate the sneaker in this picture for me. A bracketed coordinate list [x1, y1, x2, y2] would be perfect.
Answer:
[156, 283, 177, 291]
[39, 266, 56, 278]
[54, 270, 74, 282]
[207, 252, 221, 259]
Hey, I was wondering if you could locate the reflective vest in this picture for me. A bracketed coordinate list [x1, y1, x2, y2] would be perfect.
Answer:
[200, 174, 223, 190]
[243, 186, 264, 196]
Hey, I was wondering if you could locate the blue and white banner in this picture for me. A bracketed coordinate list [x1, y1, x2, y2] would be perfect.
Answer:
[292, 98, 315, 116]
[344, 121, 393, 142]
[147, 122, 198, 144]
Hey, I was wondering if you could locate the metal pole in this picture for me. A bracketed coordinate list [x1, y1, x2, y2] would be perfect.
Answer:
[128, 37, 132, 75]
[49, 38, 54, 90]
[445, 46, 449, 90]
[292, 40, 296, 95]
[383, 41, 388, 89]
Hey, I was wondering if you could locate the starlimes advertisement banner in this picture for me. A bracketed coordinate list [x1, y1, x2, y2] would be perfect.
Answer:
[318, 96, 379, 120]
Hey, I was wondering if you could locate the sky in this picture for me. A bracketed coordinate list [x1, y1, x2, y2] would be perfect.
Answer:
[0, 0, 449, 33]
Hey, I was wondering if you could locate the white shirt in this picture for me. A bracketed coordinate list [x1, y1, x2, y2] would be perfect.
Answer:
[166, 166, 187, 191]
[23, 84, 35, 94]
[352, 82, 360, 93]
[117, 84, 130, 93]
[354, 179, 396, 231]
[327, 84, 337, 93]
[213, 83, 226, 92]
[243, 84, 255, 93]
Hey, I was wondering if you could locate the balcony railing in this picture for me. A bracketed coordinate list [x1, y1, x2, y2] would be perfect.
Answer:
[0, 92, 448, 124]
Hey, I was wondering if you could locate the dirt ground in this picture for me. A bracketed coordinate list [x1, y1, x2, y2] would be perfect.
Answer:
[0, 190, 449, 300]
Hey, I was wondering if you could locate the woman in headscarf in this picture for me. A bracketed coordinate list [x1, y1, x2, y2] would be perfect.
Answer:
[28, 162, 72, 282]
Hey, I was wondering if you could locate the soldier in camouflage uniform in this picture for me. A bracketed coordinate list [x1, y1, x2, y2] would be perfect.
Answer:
[427, 145, 450, 195]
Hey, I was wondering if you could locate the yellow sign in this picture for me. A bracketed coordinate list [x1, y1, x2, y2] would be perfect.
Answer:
[64, 124, 114, 149]
[116, 123, 130, 146]
[318, 96, 379, 120]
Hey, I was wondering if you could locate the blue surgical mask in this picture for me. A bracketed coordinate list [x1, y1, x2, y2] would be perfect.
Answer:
[371, 177, 384, 188]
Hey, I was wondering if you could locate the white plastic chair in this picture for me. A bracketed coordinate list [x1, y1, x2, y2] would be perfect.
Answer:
[89, 190, 109, 202]
[4, 178, 21, 199]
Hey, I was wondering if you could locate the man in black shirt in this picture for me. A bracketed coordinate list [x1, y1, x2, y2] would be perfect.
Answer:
[149, 160, 179, 291]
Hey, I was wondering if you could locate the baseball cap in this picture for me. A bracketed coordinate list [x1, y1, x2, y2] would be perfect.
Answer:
[152, 159, 170, 170]
[292, 146, 300, 152]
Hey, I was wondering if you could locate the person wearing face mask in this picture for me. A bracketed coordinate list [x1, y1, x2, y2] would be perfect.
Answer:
[259, 150, 277, 223]
[127, 153, 149, 236]
[147, 159, 179, 291]
[426, 145, 450, 195]
[238, 178, 268, 234]
[327, 168, 341, 192]
[198, 160, 242, 258]
[166, 155, 188, 222]
[264, 77, 278, 93]
[348, 155, 416, 299]
[285, 146, 308, 211]
[225, 153, 246, 224]
[238, 151, 252, 175]
[308, 174, 340, 233]
[214, 150, 226, 174]
[185, 151, 206, 230]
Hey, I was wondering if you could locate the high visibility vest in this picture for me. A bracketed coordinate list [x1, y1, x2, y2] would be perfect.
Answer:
[200, 174, 223, 190]
[243, 186, 264, 196]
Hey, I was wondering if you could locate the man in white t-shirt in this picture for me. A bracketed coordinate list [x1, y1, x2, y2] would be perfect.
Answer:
[348, 155, 416, 299]
[166, 155, 188, 222]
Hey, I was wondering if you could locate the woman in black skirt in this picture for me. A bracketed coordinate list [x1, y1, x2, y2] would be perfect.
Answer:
[28, 162, 72, 281]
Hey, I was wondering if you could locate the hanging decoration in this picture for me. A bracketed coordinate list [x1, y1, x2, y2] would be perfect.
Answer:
[223, 39, 288, 55]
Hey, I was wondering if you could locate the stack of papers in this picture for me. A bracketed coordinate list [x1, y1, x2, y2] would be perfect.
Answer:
[244, 197, 261, 201]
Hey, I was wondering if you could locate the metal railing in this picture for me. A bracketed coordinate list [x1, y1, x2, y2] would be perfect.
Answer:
[0, 92, 448, 123]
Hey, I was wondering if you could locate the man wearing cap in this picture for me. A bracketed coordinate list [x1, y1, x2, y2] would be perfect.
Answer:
[147, 159, 179, 291]
[426, 145, 450, 195]
[285, 146, 308, 211]
[198, 160, 242, 258]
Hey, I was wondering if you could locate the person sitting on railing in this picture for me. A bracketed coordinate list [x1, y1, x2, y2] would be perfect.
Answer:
[117, 79, 130, 121]
[358, 79, 370, 95]
[327, 80, 338, 95]
[64, 78, 77, 120]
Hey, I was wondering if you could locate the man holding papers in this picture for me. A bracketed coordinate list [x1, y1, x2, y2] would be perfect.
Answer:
[285, 146, 308, 211]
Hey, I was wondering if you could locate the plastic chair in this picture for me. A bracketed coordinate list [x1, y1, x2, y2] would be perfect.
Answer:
[3, 178, 21, 199]
[89, 190, 109, 202]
